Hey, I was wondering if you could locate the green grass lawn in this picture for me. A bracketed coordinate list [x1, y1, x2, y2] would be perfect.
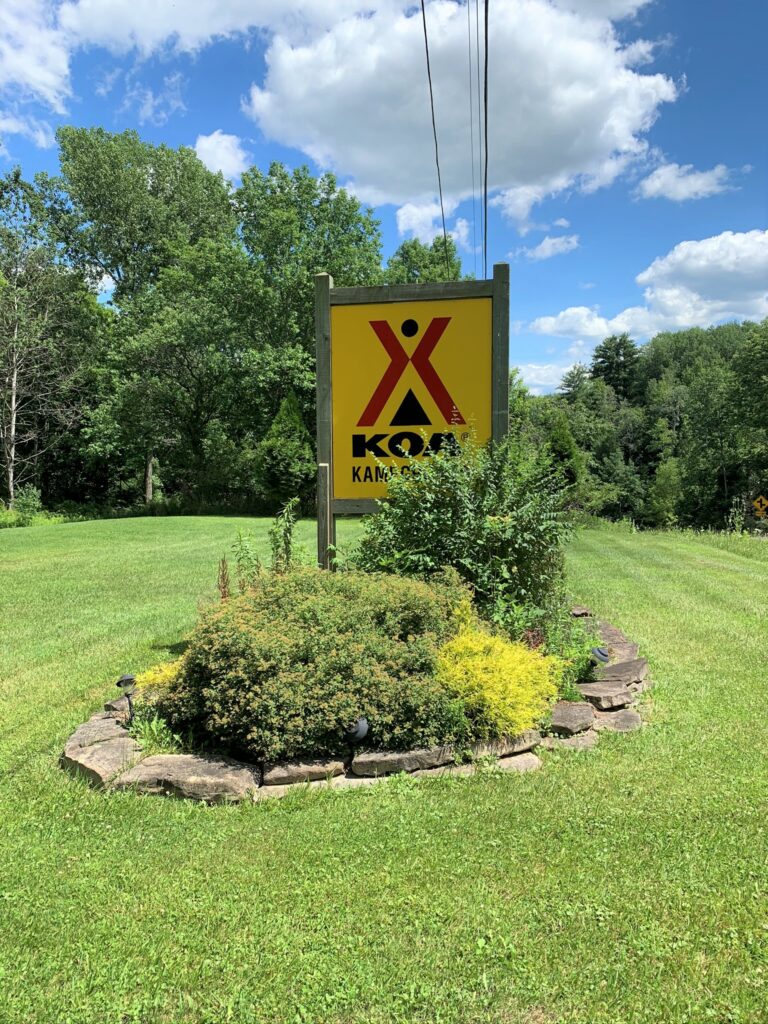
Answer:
[1, 517, 766, 1024]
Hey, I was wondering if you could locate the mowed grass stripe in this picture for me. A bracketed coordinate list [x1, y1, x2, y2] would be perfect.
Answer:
[0, 518, 766, 1023]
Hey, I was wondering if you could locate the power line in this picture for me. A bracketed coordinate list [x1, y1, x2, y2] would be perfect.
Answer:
[466, 0, 477, 279]
[475, 0, 483, 276]
[483, 0, 489, 280]
[419, 0, 452, 279]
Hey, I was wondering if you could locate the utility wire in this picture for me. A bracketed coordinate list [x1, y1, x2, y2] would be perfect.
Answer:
[420, 0, 452, 279]
[475, 0, 484, 277]
[466, 0, 477, 278]
[483, 0, 489, 280]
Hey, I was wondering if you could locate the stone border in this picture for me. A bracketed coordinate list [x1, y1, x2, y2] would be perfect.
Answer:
[60, 609, 650, 804]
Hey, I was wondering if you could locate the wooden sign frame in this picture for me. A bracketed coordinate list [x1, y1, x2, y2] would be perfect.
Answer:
[315, 263, 510, 568]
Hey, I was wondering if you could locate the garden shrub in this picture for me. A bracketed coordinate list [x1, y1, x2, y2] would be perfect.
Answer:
[135, 660, 183, 695]
[436, 604, 560, 738]
[158, 567, 474, 762]
[354, 435, 571, 631]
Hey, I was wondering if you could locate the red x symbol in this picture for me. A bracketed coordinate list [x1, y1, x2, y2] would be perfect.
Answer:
[357, 317, 465, 427]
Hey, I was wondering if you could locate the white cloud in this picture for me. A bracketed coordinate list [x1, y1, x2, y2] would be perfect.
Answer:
[95, 67, 122, 97]
[244, 0, 677, 216]
[0, 0, 70, 115]
[518, 362, 577, 394]
[532, 305, 610, 339]
[0, 0, 399, 143]
[195, 130, 251, 180]
[0, 112, 55, 150]
[637, 161, 732, 201]
[554, 218, 570, 228]
[530, 229, 768, 341]
[57, 0, 399, 53]
[121, 71, 186, 125]
[395, 200, 458, 243]
[451, 217, 473, 252]
[518, 233, 580, 261]
[551, 0, 653, 18]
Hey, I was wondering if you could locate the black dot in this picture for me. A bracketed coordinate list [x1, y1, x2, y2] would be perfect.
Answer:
[401, 319, 419, 337]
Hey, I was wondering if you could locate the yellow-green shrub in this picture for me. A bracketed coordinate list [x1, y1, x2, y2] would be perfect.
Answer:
[135, 659, 183, 695]
[436, 617, 560, 739]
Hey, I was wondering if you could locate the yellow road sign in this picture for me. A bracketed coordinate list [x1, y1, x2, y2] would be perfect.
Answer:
[330, 297, 493, 499]
[753, 495, 768, 518]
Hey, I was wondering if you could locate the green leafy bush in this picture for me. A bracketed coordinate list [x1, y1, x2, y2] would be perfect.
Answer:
[0, 488, 65, 529]
[13, 485, 43, 520]
[355, 436, 571, 629]
[158, 567, 473, 762]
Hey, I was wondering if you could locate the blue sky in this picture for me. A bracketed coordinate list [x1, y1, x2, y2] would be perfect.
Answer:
[1, 0, 766, 391]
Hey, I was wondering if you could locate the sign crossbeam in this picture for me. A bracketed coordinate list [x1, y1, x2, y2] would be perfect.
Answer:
[315, 264, 510, 568]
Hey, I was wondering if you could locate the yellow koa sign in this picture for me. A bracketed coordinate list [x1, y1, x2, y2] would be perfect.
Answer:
[331, 297, 492, 499]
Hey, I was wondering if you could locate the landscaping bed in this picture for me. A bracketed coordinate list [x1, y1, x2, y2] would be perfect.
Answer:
[61, 609, 650, 802]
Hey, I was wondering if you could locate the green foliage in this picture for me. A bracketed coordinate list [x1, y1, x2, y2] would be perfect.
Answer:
[235, 162, 382, 350]
[231, 530, 263, 593]
[12, 484, 43, 520]
[646, 457, 683, 527]
[355, 436, 571, 626]
[159, 567, 472, 762]
[39, 126, 234, 301]
[590, 333, 640, 401]
[548, 320, 768, 530]
[268, 497, 301, 572]
[384, 235, 464, 284]
[256, 393, 315, 511]
[129, 706, 183, 755]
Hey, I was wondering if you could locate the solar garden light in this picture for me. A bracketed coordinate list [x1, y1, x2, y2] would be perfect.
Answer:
[590, 646, 610, 665]
[346, 717, 369, 744]
[344, 717, 369, 765]
[116, 674, 137, 723]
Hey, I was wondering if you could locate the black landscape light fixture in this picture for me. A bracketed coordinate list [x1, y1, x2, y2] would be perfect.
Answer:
[590, 646, 610, 665]
[116, 673, 137, 723]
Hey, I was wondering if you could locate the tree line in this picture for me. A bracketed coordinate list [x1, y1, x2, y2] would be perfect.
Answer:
[524, 325, 768, 529]
[1, 126, 765, 528]
[1, 127, 461, 514]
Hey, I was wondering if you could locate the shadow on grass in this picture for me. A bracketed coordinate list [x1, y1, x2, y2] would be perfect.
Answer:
[152, 639, 189, 657]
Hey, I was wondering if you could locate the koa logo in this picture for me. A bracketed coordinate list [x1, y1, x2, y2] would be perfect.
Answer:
[357, 317, 465, 427]
[352, 431, 460, 459]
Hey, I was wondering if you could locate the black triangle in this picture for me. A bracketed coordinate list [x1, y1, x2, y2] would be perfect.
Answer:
[390, 388, 431, 426]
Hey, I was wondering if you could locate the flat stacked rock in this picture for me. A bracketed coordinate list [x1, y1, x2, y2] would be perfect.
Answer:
[113, 754, 260, 803]
[565, 606, 650, 734]
[550, 701, 593, 736]
[60, 712, 143, 787]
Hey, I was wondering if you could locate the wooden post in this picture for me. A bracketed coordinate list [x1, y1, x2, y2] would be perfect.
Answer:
[315, 273, 335, 568]
[491, 262, 510, 443]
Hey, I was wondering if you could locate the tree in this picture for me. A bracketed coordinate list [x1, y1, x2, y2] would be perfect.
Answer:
[733, 319, 768, 491]
[645, 457, 682, 527]
[91, 240, 265, 504]
[679, 361, 744, 524]
[558, 363, 590, 402]
[255, 391, 315, 511]
[235, 163, 382, 351]
[384, 235, 463, 284]
[38, 127, 235, 303]
[591, 334, 640, 401]
[0, 169, 99, 506]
